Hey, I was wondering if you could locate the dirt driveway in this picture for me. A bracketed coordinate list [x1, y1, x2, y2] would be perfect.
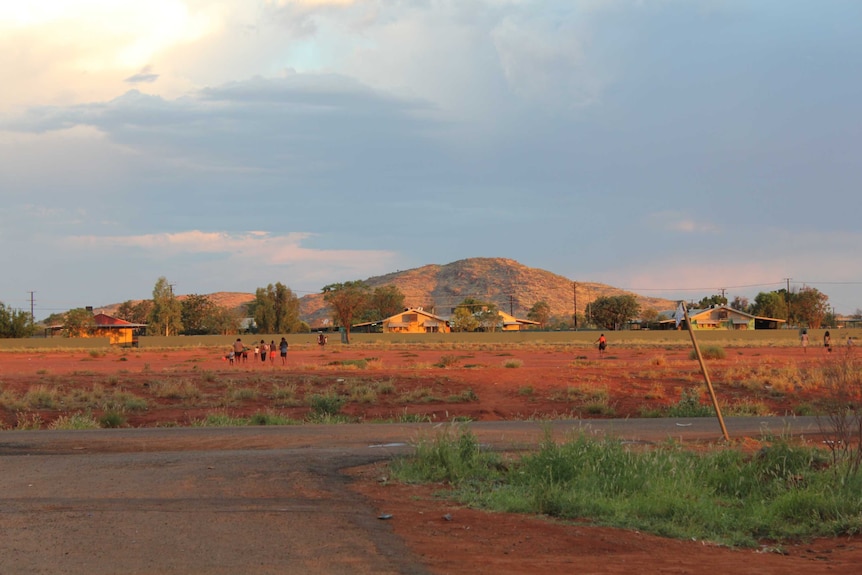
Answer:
[3, 420, 862, 574]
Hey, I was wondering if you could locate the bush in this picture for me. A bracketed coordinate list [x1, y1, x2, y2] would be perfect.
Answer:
[308, 393, 345, 416]
[666, 387, 714, 417]
[689, 346, 726, 360]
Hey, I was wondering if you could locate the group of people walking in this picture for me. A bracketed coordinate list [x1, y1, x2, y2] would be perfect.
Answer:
[227, 337, 289, 365]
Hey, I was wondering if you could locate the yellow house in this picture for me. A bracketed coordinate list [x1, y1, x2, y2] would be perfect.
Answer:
[91, 313, 146, 345]
[381, 308, 451, 333]
[497, 311, 541, 331]
[658, 305, 785, 330]
[49, 312, 146, 345]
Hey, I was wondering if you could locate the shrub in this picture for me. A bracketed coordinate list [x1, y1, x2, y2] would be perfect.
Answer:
[99, 410, 127, 428]
[435, 355, 460, 368]
[49, 412, 100, 430]
[503, 359, 524, 368]
[308, 393, 345, 416]
[690, 346, 726, 360]
[667, 387, 714, 417]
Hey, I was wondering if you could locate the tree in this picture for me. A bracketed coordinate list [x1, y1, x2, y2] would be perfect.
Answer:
[695, 294, 728, 308]
[63, 307, 96, 337]
[116, 299, 153, 324]
[527, 301, 551, 330]
[0, 302, 35, 338]
[148, 277, 183, 336]
[589, 295, 640, 330]
[181, 294, 218, 335]
[204, 305, 242, 335]
[251, 282, 302, 333]
[791, 286, 829, 329]
[751, 291, 788, 321]
[450, 298, 490, 332]
[640, 308, 659, 325]
[322, 281, 370, 343]
[360, 285, 406, 322]
[730, 296, 750, 313]
[476, 304, 501, 332]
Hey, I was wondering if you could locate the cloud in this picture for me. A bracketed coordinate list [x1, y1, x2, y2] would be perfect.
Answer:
[69, 229, 395, 268]
[125, 65, 160, 84]
[645, 211, 720, 234]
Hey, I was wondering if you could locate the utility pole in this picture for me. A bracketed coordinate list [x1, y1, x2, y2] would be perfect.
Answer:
[28, 291, 35, 323]
[509, 295, 514, 316]
[784, 277, 792, 327]
[719, 288, 726, 302]
[573, 282, 578, 330]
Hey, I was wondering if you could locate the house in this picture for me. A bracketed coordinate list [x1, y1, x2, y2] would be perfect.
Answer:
[658, 305, 785, 330]
[497, 310, 541, 332]
[48, 311, 147, 345]
[377, 308, 451, 333]
[91, 313, 147, 345]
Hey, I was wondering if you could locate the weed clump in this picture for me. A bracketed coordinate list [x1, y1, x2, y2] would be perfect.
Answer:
[690, 346, 726, 360]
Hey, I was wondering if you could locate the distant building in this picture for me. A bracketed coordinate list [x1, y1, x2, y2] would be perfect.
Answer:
[657, 305, 785, 330]
[48, 311, 146, 345]
[372, 308, 451, 333]
[497, 310, 541, 332]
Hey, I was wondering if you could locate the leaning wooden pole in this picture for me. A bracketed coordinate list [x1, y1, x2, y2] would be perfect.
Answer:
[681, 302, 730, 441]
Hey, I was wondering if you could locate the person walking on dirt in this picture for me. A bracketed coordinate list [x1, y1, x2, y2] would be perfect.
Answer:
[260, 340, 268, 364]
[800, 329, 809, 353]
[279, 337, 288, 365]
[595, 333, 607, 357]
[269, 340, 276, 364]
[317, 332, 327, 347]
[824, 331, 832, 353]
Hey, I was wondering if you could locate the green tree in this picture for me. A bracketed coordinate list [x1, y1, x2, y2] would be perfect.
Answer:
[148, 277, 183, 336]
[527, 301, 551, 330]
[791, 286, 829, 329]
[181, 294, 217, 335]
[0, 302, 35, 338]
[751, 291, 788, 321]
[476, 304, 501, 332]
[63, 307, 96, 337]
[204, 305, 242, 335]
[695, 294, 728, 308]
[251, 282, 302, 333]
[116, 299, 153, 324]
[590, 295, 640, 330]
[450, 298, 490, 332]
[322, 281, 370, 343]
[360, 285, 406, 322]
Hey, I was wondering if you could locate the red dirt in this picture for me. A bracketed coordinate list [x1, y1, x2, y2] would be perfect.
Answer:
[2, 343, 860, 573]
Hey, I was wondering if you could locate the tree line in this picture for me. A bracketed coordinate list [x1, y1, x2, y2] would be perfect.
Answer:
[4, 278, 854, 339]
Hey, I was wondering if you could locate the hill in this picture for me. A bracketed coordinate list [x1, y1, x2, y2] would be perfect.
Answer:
[298, 257, 675, 327]
[96, 258, 676, 327]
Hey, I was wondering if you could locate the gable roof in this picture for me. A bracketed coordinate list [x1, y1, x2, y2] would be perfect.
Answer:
[92, 313, 147, 328]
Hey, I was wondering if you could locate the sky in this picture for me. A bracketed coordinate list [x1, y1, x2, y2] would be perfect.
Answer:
[2, 0, 861, 319]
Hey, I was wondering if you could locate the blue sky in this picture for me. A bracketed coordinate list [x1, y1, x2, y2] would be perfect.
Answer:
[2, 0, 861, 318]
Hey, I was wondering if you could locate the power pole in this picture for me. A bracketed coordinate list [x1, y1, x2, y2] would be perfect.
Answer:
[573, 282, 578, 330]
[28, 291, 35, 322]
[509, 295, 514, 316]
[784, 277, 792, 327]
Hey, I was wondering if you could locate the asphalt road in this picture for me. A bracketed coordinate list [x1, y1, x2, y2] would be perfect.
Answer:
[0, 416, 824, 574]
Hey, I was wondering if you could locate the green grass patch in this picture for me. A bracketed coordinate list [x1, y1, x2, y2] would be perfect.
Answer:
[391, 429, 862, 548]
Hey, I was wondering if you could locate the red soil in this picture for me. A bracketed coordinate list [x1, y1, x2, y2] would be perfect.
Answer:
[2, 343, 860, 573]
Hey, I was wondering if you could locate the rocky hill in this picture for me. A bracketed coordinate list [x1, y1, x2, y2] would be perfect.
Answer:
[97, 258, 676, 327]
[298, 258, 676, 327]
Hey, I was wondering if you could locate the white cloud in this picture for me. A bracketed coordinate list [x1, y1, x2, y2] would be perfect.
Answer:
[67, 229, 397, 274]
